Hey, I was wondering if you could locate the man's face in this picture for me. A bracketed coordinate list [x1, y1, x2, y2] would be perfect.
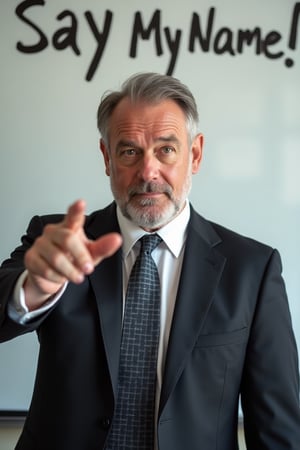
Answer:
[100, 98, 203, 231]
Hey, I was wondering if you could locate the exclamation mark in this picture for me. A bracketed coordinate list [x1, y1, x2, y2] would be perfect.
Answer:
[285, 2, 300, 67]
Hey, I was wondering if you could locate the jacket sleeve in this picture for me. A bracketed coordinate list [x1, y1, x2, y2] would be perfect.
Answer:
[0, 215, 59, 342]
[241, 249, 300, 449]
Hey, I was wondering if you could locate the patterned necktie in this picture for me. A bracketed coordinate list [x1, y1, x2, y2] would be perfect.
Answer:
[106, 234, 162, 450]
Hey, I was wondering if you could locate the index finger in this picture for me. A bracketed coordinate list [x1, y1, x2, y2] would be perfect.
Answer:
[63, 199, 86, 231]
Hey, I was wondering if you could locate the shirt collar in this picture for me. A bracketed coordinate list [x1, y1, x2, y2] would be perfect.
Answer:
[117, 201, 190, 259]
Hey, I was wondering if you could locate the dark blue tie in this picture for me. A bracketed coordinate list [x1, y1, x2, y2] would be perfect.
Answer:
[106, 234, 162, 449]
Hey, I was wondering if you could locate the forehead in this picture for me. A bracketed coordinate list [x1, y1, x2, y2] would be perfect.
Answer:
[108, 98, 188, 141]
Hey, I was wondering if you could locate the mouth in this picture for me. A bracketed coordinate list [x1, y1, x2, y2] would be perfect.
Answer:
[128, 182, 172, 201]
[130, 191, 168, 207]
[130, 192, 165, 207]
[134, 192, 163, 198]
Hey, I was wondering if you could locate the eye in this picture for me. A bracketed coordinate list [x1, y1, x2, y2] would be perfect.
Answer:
[117, 147, 142, 166]
[158, 146, 178, 164]
[161, 146, 174, 154]
[119, 148, 139, 158]
[123, 148, 137, 156]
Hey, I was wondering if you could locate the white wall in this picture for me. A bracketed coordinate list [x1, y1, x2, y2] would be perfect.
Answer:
[0, 0, 299, 411]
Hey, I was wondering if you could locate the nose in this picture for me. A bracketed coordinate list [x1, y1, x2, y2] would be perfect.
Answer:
[138, 153, 160, 181]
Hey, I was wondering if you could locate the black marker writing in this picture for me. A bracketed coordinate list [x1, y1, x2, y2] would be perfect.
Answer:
[286, 2, 300, 67]
[14, 1, 300, 81]
[15, 0, 113, 81]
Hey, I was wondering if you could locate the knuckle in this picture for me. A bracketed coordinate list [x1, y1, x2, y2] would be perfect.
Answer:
[33, 235, 44, 248]
[43, 223, 56, 235]
[49, 251, 66, 270]
[62, 232, 75, 249]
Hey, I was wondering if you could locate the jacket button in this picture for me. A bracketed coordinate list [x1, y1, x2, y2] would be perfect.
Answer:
[101, 417, 111, 429]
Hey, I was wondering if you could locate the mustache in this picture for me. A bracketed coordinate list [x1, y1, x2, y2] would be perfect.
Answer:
[128, 182, 173, 198]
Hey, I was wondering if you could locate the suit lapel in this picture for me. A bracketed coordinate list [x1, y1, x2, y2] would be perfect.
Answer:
[84, 203, 123, 398]
[159, 209, 226, 415]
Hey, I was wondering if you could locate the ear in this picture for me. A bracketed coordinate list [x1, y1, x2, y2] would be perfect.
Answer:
[100, 138, 110, 176]
[191, 133, 204, 174]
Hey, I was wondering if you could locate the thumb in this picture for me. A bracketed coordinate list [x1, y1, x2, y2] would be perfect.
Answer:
[88, 233, 123, 265]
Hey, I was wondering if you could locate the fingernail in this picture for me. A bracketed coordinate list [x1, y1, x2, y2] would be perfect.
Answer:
[83, 262, 93, 274]
[75, 273, 84, 284]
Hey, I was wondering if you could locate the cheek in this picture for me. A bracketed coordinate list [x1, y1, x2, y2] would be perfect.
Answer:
[110, 166, 133, 189]
[166, 163, 189, 187]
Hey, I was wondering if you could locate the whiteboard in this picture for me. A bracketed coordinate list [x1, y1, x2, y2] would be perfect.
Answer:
[0, 0, 299, 412]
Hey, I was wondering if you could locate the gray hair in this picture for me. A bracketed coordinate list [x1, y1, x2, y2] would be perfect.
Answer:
[97, 72, 199, 145]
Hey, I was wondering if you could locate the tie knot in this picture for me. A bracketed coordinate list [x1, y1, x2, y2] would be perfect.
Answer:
[140, 234, 162, 255]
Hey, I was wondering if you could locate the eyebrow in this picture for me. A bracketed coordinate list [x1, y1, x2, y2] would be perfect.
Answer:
[116, 140, 138, 148]
[154, 134, 180, 144]
[116, 135, 180, 148]
[115, 140, 143, 155]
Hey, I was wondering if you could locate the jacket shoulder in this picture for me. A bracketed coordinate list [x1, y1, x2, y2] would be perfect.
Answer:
[189, 206, 275, 260]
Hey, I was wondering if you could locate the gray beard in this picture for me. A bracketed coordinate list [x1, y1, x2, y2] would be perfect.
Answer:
[109, 149, 193, 229]
[112, 180, 191, 229]
[123, 199, 179, 229]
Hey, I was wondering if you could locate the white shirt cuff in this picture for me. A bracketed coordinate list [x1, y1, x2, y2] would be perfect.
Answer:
[8, 270, 67, 325]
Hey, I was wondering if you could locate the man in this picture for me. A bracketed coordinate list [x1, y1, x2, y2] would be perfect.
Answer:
[0, 72, 300, 449]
